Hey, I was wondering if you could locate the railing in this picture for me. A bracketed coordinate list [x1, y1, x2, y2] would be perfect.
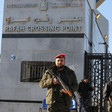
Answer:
[85, 53, 112, 112]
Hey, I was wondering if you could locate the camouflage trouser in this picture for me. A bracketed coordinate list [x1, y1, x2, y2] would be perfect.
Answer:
[107, 101, 111, 112]
[47, 103, 70, 112]
[107, 101, 112, 112]
[79, 98, 90, 112]
[104, 100, 112, 112]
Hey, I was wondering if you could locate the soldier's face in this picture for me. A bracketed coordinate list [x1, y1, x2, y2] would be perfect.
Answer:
[55, 58, 65, 67]
[84, 79, 88, 83]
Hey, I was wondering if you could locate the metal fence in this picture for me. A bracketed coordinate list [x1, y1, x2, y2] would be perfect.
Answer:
[85, 53, 112, 112]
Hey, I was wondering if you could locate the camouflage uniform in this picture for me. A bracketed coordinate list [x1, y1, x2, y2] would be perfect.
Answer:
[103, 81, 112, 112]
[39, 66, 78, 112]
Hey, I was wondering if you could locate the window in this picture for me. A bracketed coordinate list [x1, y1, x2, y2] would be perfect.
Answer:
[21, 61, 54, 82]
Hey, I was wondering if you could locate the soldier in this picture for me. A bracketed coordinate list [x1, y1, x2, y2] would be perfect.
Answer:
[103, 77, 112, 112]
[77, 77, 94, 112]
[39, 54, 78, 112]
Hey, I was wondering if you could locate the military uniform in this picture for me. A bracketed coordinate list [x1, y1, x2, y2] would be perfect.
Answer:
[39, 65, 78, 112]
[77, 80, 94, 112]
[103, 81, 112, 112]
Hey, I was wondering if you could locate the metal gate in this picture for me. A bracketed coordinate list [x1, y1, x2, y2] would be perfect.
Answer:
[85, 53, 112, 112]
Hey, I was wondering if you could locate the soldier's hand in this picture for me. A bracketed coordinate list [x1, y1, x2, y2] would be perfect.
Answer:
[53, 78, 59, 85]
[109, 97, 111, 101]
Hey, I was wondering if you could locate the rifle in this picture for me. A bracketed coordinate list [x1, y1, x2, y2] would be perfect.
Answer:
[47, 70, 76, 101]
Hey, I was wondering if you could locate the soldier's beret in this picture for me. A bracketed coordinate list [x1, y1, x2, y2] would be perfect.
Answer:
[55, 54, 65, 59]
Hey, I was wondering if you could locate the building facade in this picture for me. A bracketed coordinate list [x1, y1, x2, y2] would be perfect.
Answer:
[0, 0, 109, 112]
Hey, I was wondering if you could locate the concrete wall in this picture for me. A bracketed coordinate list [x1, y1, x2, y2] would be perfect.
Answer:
[3, 0, 85, 34]
[1, 0, 86, 103]
[92, 12, 106, 53]
[0, 37, 84, 112]
[95, 10, 109, 45]
[84, 0, 107, 53]
[0, 37, 84, 100]
[0, 102, 42, 112]
[87, 0, 96, 9]
[0, 0, 108, 111]
[84, 11, 106, 53]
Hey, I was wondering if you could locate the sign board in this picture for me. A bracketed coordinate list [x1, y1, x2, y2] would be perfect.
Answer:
[3, 0, 84, 34]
